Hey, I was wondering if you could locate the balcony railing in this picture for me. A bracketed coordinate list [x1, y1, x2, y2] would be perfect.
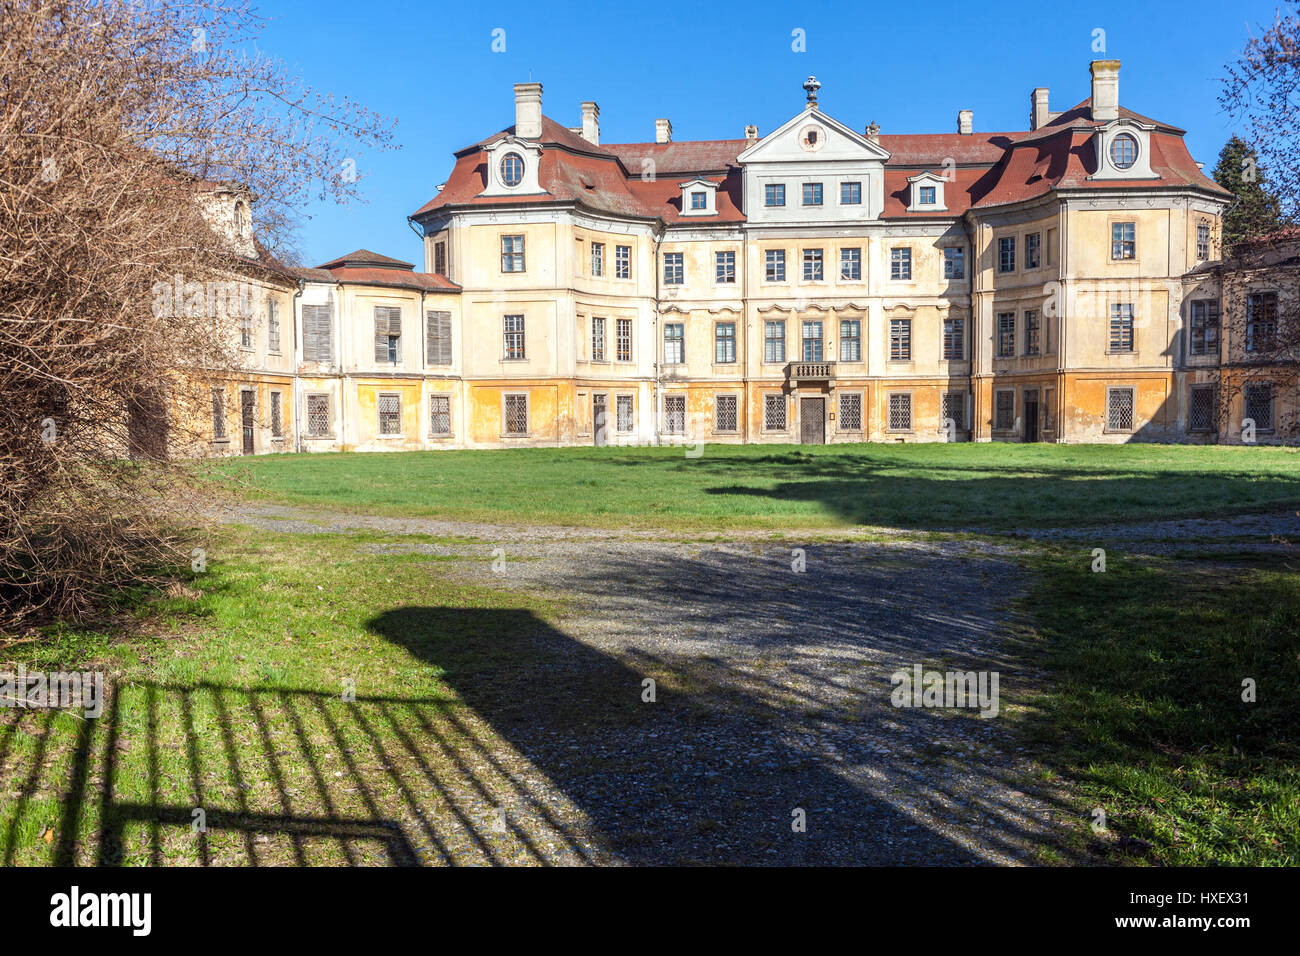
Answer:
[786, 361, 836, 382]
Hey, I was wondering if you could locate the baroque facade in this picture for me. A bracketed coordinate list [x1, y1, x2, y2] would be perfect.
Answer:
[211, 59, 1288, 454]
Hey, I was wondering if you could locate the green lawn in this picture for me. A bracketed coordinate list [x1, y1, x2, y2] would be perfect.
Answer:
[206, 443, 1300, 530]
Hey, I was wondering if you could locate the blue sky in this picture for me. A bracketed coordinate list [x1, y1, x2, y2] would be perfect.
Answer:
[253, 0, 1282, 267]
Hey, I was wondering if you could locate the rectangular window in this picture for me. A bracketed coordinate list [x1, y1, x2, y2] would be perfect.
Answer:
[801, 320, 823, 362]
[690, 191, 707, 211]
[374, 306, 401, 363]
[891, 247, 911, 280]
[765, 183, 785, 207]
[429, 394, 451, 436]
[764, 321, 786, 363]
[501, 235, 525, 272]
[1026, 232, 1041, 269]
[616, 394, 634, 433]
[1109, 303, 1134, 352]
[302, 303, 332, 363]
[1112, 222, 1136, 260]
[840, 247, 861, 280]
[503, 314, 526, 360]
[591, 242, 604, 276]
[1247, 292, 1277, 351]
[663, 322, 684, 364]
[998, 237, 1016, 273]
[763, 394, 787, 431]
[589, 316, 605, 361]
[888, 393, 912, 432]
[378, 392, 401, 436]
[1189, 300, 1220, 357]
[615, 244, 631, 279]
[267, 299, 280, 353]
[716, 251, 736, 283]
[428, 311, 454, 367]
[889, 318, 911, 361]
[434, 241, 447, 276]
[616, 318, 632, 362]
[944, 247, 965, 280]
[715, 394, 738, 432]
[802, 182, 823, 206]
[306, 394, 330, 437]
[714, 322, 736, 363]
[211, 388, 226, 439]
[1024, 309, 1041, 355]
[840, 181, 862, 205]
[1245, 383, 1275, 431]
[270, 391, 283, 438]
[994, 390, 1015, 431]
[918, 186, 936, 205]
[1046, 228, 1057, 265]
[663, 394, 686, 434]
[1189, 385, 1215, 433]
[997, 312, 1016, 357]
[663, 252, 684, 285]
[802, 248, 823, 281]
[504, 393, 529, 436]
[1196, 223, 1211, 261]
[840, 319, 861, 362]
[942, 392, 966, 431]
[765, 249, 786, 282]
[1106, 387, 1135, 432]
[838, 392, 862, 431]
[943, 318, 965, 360]
[240, 312, 253, 349]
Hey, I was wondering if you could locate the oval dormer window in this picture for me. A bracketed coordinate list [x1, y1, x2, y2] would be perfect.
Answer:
[1110, 133, 1138, 170]
[501, 152, 524, 188]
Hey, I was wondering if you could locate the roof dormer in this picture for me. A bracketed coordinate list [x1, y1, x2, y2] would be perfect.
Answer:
[1091, 117, 1156, 181]
[479, 135, 546, 198]
[678, 178, 718, 217]
[906, 171, 948, 212]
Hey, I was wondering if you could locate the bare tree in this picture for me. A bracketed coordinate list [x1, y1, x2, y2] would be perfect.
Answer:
[0, 0, 393, 625]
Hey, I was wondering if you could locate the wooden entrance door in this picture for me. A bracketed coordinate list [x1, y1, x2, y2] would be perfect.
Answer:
[800, 397, 825, 444]
[240, 391, 255, 454]
[592, 393, 608, 446]
[1023, 391, 1039, 443]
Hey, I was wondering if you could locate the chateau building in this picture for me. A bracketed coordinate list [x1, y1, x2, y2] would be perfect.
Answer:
[211, 59, 1275, 453]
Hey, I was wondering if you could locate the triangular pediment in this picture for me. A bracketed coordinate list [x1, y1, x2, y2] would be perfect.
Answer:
[738, 107, 891, 164]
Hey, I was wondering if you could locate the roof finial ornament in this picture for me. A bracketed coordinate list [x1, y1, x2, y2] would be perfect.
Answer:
[803, 75, 821, 107]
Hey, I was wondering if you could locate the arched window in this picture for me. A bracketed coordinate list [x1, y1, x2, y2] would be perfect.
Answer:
[1109, 133, 1138, 170]
[500, 152, 524, 188]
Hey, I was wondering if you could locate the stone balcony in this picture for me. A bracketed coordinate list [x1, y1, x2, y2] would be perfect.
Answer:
[786, 361, 836, 384]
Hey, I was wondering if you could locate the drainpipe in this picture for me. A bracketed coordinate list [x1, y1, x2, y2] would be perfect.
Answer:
[334, 281, 346, 451]
[961, 213, 977, 442]
[651, 218, 666, 444]
[293, 278, 304, 452]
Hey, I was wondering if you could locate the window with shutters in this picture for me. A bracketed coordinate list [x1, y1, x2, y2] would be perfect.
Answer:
[503, 393, 528, 436]
[802, 320, 823, 362]
[302, 304, 333, 362]
[887, 393, 912, 432]
[1247, 293, 1277, 351]
[1189, 300, 1219, 357]
[306, 394, 330, 437]
[764, 321, 785, 363]
[663, 323, 684, 364]
[1106, 387, 1135, 432]
[943, 318, 964, 360]
[270, 391, 283, 437]
[715, 394, 738, 432]
[941, 391, 965, 431]
[616, 394, 634, 433]
[1109, 303, 1134, 352]
[503, 314, 525, 359]
[663, 394, 686, 434]
[591, 242, 604, 277]
[1245, 382, 1274, 431]
[377, 392, 401, 436]
[997, 312, 1015, 357]
[211, 388, 226, 439]
[374, 306, 401, 363]
[426, 310, 452, 365]
[267, 299, 280, 353]
[616, 318, 632, 362]
[765, 249, 786, 282]
[1188, 385, 1215, 432]
[889, 318, 910, 361]
[994, 390, 1015, 430]
[840, 319, 861, 362]
[763, 393, 787, 431]
[716, 251, 736, 283]
[615, 244, 631, 279]
[434, 240, 447, 276]
[715, 322, 736, 363]
[838, 392, 862, 431]
[1024, 309, 1041, 355]
[591, 317, 606, 361]
[429, 394, 451, 436]
[501, 235, 525, 272]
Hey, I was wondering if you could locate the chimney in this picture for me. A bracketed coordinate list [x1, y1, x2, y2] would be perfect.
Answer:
[1090, 60, 1120, 122]
[580, 101, 600, 146]
[865, 121, 880, 145]
[957, 110, 973, 135]
[745, 124, 759, 144]
[1030, 88, 1051, 130]
[514, 82, 543, 140]
[655, 118, 672, 144]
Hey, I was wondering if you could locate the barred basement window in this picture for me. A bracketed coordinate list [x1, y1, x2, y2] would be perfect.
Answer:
[307, 394, 330, 437]
[1106, 387, 1135, 432]
[591, 317, 606, 361]
[429, 394, 451, 436]
[1109, 303, 1134, 352]
[764, 321, 785, 363]
[838, 392, 862, 431]
[889, 318, 911, 361]
[663, 394, 686, 434]
[1024, 310, 1041, 355]
[941, 392, 965, 431]
[374, 306, 402, 363]
[378, 392, 401, 435]
[267, 299, 280, 352]
[426, 310, 452, 365]
[943, 318, 964, 360]
[994, 390, 1015, 430]
[504, 393, 528, 435]
[616, 394, 634, 433]
[1188, 385, 1215, 433]
[715, 394, 738, 432]
[615, 244, 631, 279]
[302, 304, 332, 363]
[617, 318, 632, 362]
[763, 394, 787, 431]
[887, 393, 912, 432]
[765, 249, 786, 282]
[503, 314, 525, 359]
[211, 388, 226, 439]
[1245, 383, 1274, 431]
[1189, 300, 1219, 356]
[997, 312, 1015, 357]
[716, 251, 736, 283]
[715, 322, 736, 363]
[840, 319, 860, 362]
[270, 391, 283, 437]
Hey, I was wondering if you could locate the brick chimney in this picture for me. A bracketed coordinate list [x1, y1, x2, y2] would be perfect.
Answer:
[655, 118, 672, 144]
[514, 82, 543, 139]
[580, 101, 599, 146]
[1090, 60, 1120, 122]
[1030, 88, 1051, 130]
[745, 124, 759, 144]
[957, 110, 973, 135]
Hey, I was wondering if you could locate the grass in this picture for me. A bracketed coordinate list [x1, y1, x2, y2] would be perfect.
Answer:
[204, 443, 1300, 531]
[1019, 550, 1300, 865]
